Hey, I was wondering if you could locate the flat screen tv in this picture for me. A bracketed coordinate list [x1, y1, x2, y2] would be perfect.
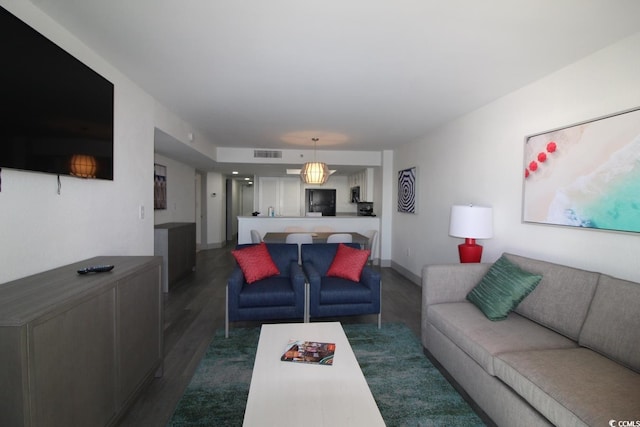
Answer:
[0, 6, 114, 180]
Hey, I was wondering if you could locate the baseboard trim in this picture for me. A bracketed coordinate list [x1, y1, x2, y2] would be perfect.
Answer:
[390, 261, 421, 286]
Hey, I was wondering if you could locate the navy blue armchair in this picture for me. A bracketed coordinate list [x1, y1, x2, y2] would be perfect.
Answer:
[226, 243, 306, 337]
[301, 243, 381, 327]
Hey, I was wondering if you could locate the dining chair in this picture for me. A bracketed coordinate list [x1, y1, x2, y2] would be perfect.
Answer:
[284, 226, 306, 232]
[285, 233, 314, 264]
[313, 226, 335, 232]
[326, 233, 353, 244]
[250, 229, 263, 243]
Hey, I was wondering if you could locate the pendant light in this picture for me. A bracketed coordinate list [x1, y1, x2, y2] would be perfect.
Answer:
[69, 154, 97, 178]
[300, 137, 329, 184]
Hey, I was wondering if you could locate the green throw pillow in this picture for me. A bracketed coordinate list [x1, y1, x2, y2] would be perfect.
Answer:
[467, 255, 542, 321]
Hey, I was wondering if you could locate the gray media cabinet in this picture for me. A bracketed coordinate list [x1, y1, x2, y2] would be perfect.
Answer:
[0, 256, 163, 427]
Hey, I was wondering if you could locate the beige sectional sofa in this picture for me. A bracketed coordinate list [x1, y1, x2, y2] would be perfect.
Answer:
[421, 252, 640, 427]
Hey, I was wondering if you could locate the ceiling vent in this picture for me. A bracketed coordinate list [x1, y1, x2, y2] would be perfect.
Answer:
[254, 150, 282, 159]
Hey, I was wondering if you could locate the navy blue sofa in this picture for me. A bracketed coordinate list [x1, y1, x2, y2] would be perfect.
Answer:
[226, 243, 306, 337]
[301, 243, 382, 327]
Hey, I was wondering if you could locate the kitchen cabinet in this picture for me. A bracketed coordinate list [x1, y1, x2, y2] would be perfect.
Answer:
[258, 177, 301, 216]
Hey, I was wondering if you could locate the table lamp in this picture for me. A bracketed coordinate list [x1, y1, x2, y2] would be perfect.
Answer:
[449, 204, 493, 263]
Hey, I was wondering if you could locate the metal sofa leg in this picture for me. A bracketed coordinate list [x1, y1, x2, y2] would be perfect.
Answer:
[304, 281, 310, 323]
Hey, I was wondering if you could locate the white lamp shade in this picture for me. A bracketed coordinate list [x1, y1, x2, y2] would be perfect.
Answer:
[449, 205, 493, 239]
[300, 161, 329, 184]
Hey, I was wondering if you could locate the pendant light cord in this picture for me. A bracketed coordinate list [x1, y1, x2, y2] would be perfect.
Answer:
[312, 137, 319, 162]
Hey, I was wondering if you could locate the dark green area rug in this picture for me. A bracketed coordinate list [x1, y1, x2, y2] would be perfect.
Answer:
[168, 323, 484, 426]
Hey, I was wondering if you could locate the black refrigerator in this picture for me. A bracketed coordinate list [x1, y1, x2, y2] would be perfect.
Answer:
[306, 189, 336, 216]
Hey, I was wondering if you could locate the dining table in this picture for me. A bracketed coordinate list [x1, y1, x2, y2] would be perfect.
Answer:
[262, 231, 369, 247]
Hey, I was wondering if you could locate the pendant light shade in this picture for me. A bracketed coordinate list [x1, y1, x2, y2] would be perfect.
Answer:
[300, 137, 329, 184]
[300, 161, 329, 184]
[69, 154, 97, 178]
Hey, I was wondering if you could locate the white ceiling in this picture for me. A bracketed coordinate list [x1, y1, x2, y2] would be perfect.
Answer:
[29, 0, 640, 176]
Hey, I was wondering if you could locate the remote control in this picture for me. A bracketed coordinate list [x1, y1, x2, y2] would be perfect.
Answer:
[77, 265, 114, 275]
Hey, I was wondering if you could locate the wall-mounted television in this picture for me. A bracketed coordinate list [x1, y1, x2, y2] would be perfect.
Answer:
[0, 6, 114, 180]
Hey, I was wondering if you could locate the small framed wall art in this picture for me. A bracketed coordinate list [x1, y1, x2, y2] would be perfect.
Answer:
[154, 163, 167, 210]
[397, 166, 417, 214]
[522, 107, 640, 233]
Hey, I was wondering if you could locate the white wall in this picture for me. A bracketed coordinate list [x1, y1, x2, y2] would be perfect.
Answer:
[379, 150, 394, 267]
[217, 146, 381, 167]
[0, 1, 216, 283]
[196, 172, 204, 246]
[241, 184, 255, 216]
[153, 154, 196, 225]
[205, 172, 226, 248]
[393, 32, 640, 283]
[228, 178, 241, 239]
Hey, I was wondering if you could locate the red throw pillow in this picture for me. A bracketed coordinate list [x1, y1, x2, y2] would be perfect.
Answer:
[326, 243, 371, 282]
[231, 243, 280, 284]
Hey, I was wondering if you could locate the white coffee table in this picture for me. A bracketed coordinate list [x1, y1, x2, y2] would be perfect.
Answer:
[243, 322, 385, 426]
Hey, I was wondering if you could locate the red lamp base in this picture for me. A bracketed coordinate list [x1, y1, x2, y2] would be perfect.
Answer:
[458, 238, 483, 263]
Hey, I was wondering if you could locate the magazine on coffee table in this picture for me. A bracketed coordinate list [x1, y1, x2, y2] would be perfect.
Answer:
[280, 339, 335, 365]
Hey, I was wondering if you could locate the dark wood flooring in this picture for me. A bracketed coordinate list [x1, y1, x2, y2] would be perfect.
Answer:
[116, 244, 422, 426]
